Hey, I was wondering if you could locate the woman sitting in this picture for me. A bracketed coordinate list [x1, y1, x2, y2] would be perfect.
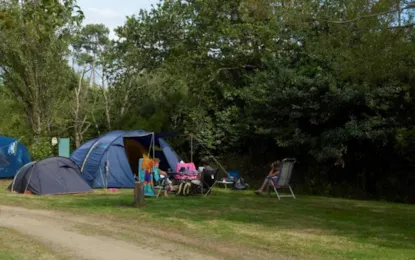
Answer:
[254, 160, 280, 195]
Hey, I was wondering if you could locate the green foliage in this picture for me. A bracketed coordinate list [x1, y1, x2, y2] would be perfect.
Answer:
[108, 0, 415, 202]
[28, 137, 53, 161]
[73, 23, 110, 66]
[0, 88, 29, 138]
[0, 0, 83, 135]
[1, 0, 415, 202]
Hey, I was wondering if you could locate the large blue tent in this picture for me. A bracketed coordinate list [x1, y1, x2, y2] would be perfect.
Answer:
[0, 136, 31, 178]
[70, 130, 180, 189]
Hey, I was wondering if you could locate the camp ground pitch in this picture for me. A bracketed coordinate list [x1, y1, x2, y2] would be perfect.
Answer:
[70, 130, 180, 189]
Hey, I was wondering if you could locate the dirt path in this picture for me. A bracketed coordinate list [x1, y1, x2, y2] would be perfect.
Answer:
[0, 205, 218, 260]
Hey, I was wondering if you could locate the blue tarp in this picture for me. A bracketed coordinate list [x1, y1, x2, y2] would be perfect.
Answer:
[0, 136, 31, 178]
[70, 130, 181, 189]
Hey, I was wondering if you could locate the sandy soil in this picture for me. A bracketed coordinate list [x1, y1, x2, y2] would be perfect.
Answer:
[0, 205, 218, 260]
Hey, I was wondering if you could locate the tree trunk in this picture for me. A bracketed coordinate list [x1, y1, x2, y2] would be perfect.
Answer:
[90, 60, 95, 88]
[101, 69, 111, 130]
[397, 1, 401, 27]
[74, 68, 85, 148]
[120, 78, 133, 117]
[75, 131, 81, 148]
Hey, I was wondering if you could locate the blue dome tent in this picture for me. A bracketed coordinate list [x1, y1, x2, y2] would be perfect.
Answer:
[0, 136, 31, 178]
[70, 130, 180, 189]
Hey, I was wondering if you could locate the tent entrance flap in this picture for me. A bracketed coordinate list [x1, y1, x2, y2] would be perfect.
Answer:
[123, 137, 150, 176]
[123, 135, 173, 173]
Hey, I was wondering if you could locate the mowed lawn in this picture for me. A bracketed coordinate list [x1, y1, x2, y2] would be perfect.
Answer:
[0, 180, 414, 260]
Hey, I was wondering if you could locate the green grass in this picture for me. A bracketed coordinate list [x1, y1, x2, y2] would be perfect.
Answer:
[0, 227, 66, 260]
[0, 180, 414, 259]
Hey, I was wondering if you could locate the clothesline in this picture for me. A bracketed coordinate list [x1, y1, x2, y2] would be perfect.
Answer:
[0, 137, 24, 151]
[189, 134, 229, 177]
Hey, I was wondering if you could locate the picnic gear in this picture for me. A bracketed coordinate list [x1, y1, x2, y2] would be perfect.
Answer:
[232, 177, 249, 190]
[216, 179, 234, 189]
[176, 162, 196, 173]
[174, 172, 199, 181]
[8, 157, 92, 195]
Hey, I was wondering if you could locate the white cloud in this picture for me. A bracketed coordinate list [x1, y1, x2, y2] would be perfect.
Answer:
[87, 7, 122, 18]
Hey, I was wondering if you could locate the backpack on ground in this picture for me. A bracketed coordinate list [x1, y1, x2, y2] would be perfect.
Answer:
[232, 177, 249, 190]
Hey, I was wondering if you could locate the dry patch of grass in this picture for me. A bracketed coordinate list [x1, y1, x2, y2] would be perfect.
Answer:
[0, 227, 66, 260]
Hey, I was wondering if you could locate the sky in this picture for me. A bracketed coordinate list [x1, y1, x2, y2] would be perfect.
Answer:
[78, 0, 160, 39]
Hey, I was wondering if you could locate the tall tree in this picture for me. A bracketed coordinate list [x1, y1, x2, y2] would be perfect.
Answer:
[71, 23, 110, 146]
[110, 0, 415, 201]
[73, 23, 110, 87]
[0, 0, 83, 136]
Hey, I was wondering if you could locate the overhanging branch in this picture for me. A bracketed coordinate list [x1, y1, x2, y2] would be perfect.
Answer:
[326, 3, 415, 25]
[388, 23, 415, 29]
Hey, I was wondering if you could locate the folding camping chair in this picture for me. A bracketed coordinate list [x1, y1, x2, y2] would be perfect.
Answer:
[201, 167, 220, 197]
[154, 175, 169, 198]
[147, 162, 173, 198]
[267, 158, 296, 200]
[137, 158, 159, 197]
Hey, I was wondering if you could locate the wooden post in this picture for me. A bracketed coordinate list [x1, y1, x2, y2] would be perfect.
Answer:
[133, 182, 144, 207]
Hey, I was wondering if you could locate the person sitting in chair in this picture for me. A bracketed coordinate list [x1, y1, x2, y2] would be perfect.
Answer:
[153, 158, 174, 192]
[254, 160, 280, 195]
[193, 156, 213, 185]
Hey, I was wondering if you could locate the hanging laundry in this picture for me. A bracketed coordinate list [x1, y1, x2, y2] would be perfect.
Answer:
[8, 141, 17, 156]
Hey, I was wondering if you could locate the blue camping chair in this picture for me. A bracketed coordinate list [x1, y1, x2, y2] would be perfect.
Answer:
[138, 158, 144, 181]
[137, 158, 159, 197]
[226, 170, 239, 182]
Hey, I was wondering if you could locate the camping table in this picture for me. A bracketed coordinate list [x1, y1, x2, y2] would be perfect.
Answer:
[173, 172, 199, 181]
[216, 180, 234, 189]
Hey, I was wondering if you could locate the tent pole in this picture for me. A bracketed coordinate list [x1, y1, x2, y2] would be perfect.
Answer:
[80, 141, 100, 172]
[147, 134, 152, 158]
[190, 134, 193, 162]
[192, 135, 229, 177]
[152, 132, 155, 159]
